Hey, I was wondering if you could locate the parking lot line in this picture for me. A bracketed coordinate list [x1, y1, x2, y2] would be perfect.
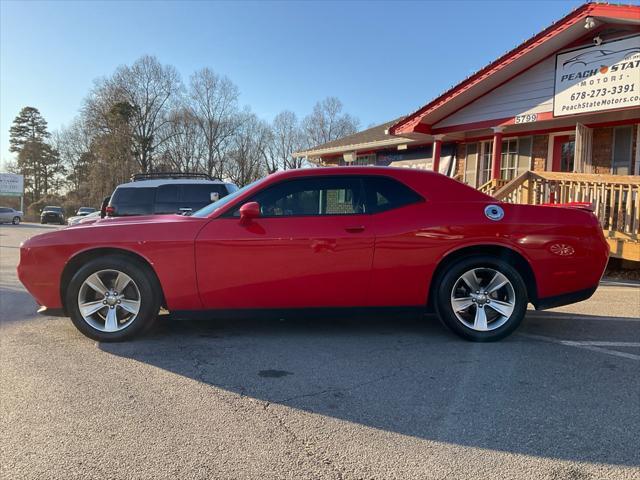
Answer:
[519, 333, 640, 361]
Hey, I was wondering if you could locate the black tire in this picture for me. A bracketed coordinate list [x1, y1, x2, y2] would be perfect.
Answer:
[434, 255, 528, 342]
[41, 219, 46, 224]
[65, 255, 161, 342]
[12, 216, 20, 225]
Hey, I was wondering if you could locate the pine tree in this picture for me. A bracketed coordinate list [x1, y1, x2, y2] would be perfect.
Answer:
[9, 107, 50, 151]
[9, 107, 63, 201]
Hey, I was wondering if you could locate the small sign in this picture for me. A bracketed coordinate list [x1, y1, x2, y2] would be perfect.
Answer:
[514, 113, 538, 124]
[0, 173, 24, 197]
[554, 35, 640, 117]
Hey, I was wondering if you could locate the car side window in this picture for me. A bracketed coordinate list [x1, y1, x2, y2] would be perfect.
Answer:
[364, 177, 423, 213]
[233, 177, 366, 217]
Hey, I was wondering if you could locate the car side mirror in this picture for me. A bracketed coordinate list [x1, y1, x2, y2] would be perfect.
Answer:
[239, 202, 260, 222]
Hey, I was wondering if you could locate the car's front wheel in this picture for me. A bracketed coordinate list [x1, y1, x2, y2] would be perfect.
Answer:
[12, 216, 20, 225]
[66, 255, 161, 341]
[435, 256, 528, 342]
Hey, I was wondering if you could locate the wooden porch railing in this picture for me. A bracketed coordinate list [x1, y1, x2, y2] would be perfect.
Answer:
[491, 171, 640, 260]
[478, 178, 508, 196]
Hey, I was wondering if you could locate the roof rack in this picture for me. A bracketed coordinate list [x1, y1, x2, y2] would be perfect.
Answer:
[131, 172, 215, 182]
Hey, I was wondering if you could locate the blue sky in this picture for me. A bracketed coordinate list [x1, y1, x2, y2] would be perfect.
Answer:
[0, 0, 591, 167]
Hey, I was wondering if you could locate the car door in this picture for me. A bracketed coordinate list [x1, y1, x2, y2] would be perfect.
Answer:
[195, 176, 375, 309]
[0, 208, 10, 222]
[362, 176, 434, 307]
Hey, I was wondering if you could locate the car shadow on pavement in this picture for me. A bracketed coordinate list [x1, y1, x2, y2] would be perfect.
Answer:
[99, 311, 640, 467]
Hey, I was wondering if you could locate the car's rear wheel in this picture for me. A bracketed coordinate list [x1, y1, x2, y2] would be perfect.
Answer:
[66, 255, 161, 341]
[434, 256, 528, 342]
[12, 216, 20, 225]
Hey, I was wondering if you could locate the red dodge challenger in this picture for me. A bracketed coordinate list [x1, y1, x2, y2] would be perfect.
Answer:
[18, 167, 609, 342]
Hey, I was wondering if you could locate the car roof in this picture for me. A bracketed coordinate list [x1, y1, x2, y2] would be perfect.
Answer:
[267, 166, 439, 179]
[115, 179, 230, 188]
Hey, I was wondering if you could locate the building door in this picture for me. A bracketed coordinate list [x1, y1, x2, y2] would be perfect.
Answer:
[552, 135, 575, 172]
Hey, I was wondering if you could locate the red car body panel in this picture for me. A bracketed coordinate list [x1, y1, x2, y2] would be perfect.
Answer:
[17, 167, 609, 314]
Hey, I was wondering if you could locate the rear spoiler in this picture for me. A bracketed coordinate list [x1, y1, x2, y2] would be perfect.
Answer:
[541, 201, 594, 212]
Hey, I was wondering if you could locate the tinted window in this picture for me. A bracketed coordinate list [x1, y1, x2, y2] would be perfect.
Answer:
[43, 207, 62, 213]
[192, 179, 265, 218]
[240, 177, 366, 217]
[110, 187, 155, 215]
[180, 184, 227, 203]
[365, 177, 422, 213]
[154, 184, 230, 214]
[0, 208, 9, 213]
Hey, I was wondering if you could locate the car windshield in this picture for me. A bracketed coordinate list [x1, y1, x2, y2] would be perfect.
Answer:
[43, 207, 62, 212]
[191, 179, 264, 217]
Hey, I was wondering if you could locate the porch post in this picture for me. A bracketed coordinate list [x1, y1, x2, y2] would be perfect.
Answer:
[432, 135, 444, 173]
[491, 127, 504, 180]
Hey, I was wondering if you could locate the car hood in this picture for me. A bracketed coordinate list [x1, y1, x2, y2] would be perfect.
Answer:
[22, 214, 207, 247]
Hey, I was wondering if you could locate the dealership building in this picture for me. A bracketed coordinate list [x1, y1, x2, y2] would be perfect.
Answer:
[296, 3, 640, 261]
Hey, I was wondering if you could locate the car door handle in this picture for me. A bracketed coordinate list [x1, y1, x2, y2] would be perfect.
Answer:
[345, 225, 365, 233]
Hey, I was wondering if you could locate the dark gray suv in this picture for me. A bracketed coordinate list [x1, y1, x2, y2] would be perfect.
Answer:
[106, 174, 238, 217]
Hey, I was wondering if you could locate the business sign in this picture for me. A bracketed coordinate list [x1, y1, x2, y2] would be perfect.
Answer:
[554, 35, 640, 117]
[0, 173, 24, 197]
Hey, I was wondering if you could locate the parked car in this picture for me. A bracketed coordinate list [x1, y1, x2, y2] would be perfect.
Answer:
[17, 167, 609, 343]
[0, 207, 23, 224]
[105, 173, 238, 217]
[76, 207, 96, 216]
[40, 206, 65, 225]
[68, 210, 101, 226]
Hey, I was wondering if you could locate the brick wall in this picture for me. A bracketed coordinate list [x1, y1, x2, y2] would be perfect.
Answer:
[456, 143, 467, 179]
[532, 135, 548, 171]
[591, 127, 614, 174]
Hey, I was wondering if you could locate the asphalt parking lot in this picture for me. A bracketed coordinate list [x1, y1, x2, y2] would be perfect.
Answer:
[1, 223, 639, 480]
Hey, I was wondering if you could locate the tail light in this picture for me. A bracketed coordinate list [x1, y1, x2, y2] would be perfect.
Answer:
[105, 206, 116, 217]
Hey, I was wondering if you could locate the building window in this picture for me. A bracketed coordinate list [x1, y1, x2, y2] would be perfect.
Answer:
[479, 141, 493, 186]
[501, 139, 518, 180]
[340, 154, 376, 166]
[464, 143, 479, 188]
[612, 126, 633, 175]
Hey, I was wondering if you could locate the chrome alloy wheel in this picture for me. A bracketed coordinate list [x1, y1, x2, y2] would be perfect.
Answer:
[450, 267, 516, 332]
[77, 269, 141, 332]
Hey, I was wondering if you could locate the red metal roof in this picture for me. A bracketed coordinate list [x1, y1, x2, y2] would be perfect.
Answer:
[389, 3, 640, 136]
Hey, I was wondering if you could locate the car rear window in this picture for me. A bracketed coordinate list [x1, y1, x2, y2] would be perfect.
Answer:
[110, 187, 155, 216]
[364, 177, 423, 213]
[154, 184, 230, 214]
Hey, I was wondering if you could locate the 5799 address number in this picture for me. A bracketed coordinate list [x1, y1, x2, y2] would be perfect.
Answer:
[514, 113, 538, 124]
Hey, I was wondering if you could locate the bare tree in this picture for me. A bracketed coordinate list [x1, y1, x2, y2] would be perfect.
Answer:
[301, 97, 359, 147]
[188, 68, 240, 179]
[268, 110, 306, 172]
[85, 55, 183, 173]
[53, 118, 93, 194]
[161, 108, 206, 173]
[225, 111, 270, 186]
